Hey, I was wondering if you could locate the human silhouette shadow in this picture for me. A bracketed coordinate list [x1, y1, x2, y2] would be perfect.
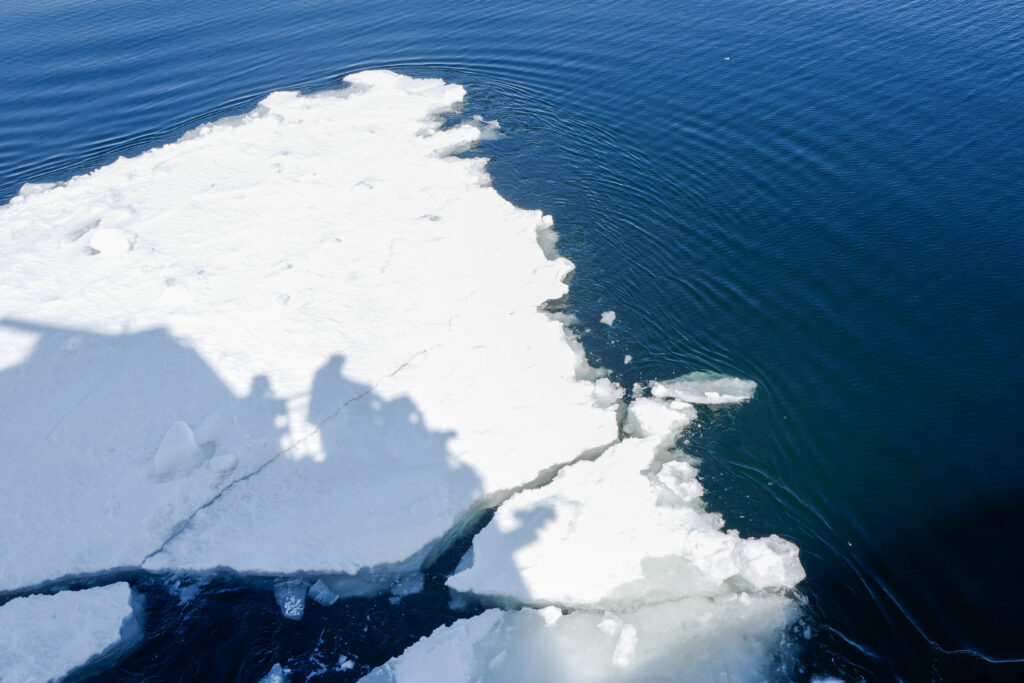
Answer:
[124, 351, 490, 591]
[0, 318, 287, 593]
[0, 317, 567, 683]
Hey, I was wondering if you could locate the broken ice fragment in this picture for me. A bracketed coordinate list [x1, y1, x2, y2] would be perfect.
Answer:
[273, 580, 308, 621]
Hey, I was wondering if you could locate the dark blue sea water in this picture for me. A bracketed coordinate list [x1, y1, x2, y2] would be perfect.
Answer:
[2, 1, 1022, 681]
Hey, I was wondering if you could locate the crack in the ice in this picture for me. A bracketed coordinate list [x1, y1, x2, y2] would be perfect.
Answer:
[41, 363, 123, 442]
[140, 348, 436, 565]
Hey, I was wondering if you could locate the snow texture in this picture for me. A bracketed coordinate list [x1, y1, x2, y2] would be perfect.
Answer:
[0, 70, 618, 590]
[0, 583, 135, 682]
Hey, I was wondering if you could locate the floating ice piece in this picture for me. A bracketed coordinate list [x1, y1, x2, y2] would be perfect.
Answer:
[649, 371, 757, 404]
[0, 583, 137, 682]
[0, 70, 619, 589]
[362, 595, 798, 683]
[308, 579, 340, 607]
[88, 228, 132, 254]
[623, 396, 697, 441]
[260, 662, 289, 683]
[274, 580, 309, 621]
[600, 310, 616, 326]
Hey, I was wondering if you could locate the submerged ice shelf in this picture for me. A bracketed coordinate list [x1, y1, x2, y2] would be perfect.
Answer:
[0, 69, 804, 680]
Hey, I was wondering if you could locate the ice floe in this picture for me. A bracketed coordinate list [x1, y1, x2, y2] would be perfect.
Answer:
[385, 391, 804, 680]
[0, 70, 617, 590]
[648, 371, 758, 404]
[0, 583, 137, 682]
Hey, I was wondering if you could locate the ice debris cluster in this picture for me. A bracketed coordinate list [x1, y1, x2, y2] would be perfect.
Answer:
[0, 71, 803, 681]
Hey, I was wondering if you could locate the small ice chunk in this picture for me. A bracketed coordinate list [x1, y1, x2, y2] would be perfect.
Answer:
[308, 579, 340, 606]
[167, 576, 208, 605]
[391, 572, 424, 597]
[151, 421, 205, 480]
[337, 655, 356, 671]
[623, 397, 696, 440]
[623, 354, 632, 364]
[611, 624, 638, 668]
[537, 605, 562, 626]
[89, 228, 132, 253]
[591, 377, 625, 409]
[649, 371, 757, 404]
[207, 452, 238, 474]
[656, 460, 704, 504]
[600, 310, 616, 326]
[597, 615, 622, 636]
[273, 580, 308, 621]
[260, 662, 288, 682]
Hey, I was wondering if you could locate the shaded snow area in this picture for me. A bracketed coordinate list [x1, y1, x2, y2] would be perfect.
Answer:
[0, 70, 803, 680]
[0, 583, 137, 682]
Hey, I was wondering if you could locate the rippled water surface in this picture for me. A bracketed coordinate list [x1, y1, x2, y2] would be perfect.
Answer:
[2, 1, 1023, 680]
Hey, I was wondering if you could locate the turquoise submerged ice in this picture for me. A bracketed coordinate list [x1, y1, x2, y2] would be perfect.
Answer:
[0, 71, 803, 681]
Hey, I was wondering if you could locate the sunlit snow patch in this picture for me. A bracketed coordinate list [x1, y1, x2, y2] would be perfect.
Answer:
[0, 583, 138, 681]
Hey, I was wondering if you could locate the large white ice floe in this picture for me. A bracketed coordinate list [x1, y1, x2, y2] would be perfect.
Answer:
[374, 394, 805, 681]
[0, 583, 138, 682]
[0, 69, 618, 590]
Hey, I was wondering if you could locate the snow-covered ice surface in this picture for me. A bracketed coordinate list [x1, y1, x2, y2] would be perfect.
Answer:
[1, 69, 804, 680]
[373, 393, 805, 681]
[0, 583, 137, 682]
[0, 70, 618, 590]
